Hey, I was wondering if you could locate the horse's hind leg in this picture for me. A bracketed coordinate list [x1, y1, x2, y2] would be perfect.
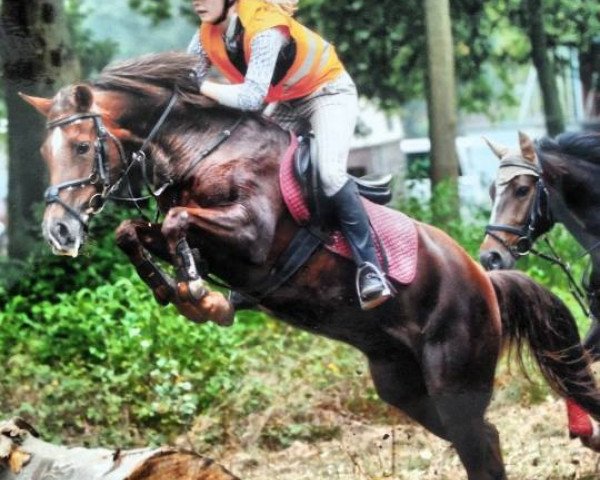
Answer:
[368, 355, 449, 440]
[433, 392, 505, 480]
[115, 219, 175, 305]
[423, 344, 506, 480]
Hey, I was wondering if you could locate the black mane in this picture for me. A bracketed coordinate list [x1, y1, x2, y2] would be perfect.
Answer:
[536, 131, 600, 166]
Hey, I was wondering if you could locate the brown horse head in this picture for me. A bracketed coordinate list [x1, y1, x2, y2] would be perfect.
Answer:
[21, 52, 225, 258]
[479, 132, 553, 270]
[21, 84, 123, 256]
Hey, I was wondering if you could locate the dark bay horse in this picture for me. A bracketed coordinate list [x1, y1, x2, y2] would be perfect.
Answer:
[21, 53, 600, 479]
[480, 131, 600, 357]
[479, 130, 600, 447]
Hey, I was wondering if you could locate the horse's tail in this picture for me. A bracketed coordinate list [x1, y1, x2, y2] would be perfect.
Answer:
[489, 269, 600, 422]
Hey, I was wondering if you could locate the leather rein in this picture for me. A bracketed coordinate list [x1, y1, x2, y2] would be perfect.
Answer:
[485, 162, 553, 259]
[44, 91, 245, 227]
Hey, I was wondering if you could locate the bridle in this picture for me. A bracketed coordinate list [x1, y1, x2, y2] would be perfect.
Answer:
[44, 112, 124, 228]
[44, 90, 246, 228]
[485, 162, 553, 259]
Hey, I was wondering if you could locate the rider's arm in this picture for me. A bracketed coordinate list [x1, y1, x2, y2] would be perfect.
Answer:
[187, 34, 212, 80]
[200, 28, 288, 111]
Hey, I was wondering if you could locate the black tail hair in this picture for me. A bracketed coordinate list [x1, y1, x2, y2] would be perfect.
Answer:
[489, 269, 600, 421]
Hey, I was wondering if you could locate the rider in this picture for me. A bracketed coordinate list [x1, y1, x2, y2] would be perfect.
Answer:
[187, 0, 391, 309]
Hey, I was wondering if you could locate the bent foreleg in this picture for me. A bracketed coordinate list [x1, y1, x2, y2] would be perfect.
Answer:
[116, 218, 234, 327]
[115, 219, 176, 306]
[161, 205, 257, 325]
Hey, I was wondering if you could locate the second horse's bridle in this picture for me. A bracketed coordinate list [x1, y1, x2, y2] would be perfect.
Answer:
[485, 162, 553, 259]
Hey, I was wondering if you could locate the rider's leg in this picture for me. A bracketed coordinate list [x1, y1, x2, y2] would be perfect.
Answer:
[329, 181, 391, 309]
[267, 75, 391, 309]
[308, 74, 391, 309]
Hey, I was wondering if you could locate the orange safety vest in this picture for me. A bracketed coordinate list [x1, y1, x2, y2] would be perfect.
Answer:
[199, 0, 344, 102]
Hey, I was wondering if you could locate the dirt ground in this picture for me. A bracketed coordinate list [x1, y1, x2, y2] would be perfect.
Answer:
[218, 397, 600, 480]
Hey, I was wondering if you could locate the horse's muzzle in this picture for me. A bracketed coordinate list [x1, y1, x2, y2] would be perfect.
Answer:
[43, 216, 85, 257]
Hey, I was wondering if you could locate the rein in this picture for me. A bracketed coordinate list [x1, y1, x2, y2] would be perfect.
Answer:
[529, 238, 591, 318]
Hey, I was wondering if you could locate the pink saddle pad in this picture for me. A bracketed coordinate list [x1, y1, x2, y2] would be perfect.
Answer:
[279, 134, 418, 285]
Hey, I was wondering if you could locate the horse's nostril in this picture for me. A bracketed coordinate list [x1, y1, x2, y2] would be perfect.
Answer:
[480, 251, 503, 271]
[52, 221, 74, 246]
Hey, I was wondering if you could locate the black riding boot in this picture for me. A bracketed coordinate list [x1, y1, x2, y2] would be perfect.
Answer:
[330, 181, 391, 310]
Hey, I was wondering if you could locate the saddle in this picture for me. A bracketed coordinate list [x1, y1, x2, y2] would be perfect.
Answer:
[293, 133, 393, 227]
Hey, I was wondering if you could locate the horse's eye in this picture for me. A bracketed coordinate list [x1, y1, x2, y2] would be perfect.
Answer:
[75, 142, 91, 155]
[515, 185, 530, 198]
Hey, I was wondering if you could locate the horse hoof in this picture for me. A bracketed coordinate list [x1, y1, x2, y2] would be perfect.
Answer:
[200, 292, 235, 327]
[580, 434, 600, 452]
[177, 280, 207, 302]
[578, 418, 600, 452]
[188, 279, 207, 300]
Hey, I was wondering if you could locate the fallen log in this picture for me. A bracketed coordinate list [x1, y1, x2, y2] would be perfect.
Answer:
[0, 418, 240, 480]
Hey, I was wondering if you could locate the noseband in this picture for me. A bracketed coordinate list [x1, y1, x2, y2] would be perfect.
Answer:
[485, 163, 553, 259]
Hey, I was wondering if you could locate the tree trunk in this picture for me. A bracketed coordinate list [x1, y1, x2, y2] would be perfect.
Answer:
[0, 1, 81, 259]
[524, 0, 565, 137]
[424, 0, 459, 224]
[579, 39, 600, 128]
[0, 418, 240, 479]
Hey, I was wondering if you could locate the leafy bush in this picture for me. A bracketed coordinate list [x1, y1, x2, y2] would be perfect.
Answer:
[0, 268, 370, 447]
[0, 207, 133, 307]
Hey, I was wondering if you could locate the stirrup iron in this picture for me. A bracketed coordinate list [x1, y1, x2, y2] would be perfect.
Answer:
[356, 262, 392, 310]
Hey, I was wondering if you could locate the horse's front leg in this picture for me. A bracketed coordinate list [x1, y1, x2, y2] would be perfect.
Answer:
[116, 219, 234, 326]
[161, 204, 258, 325]
[115, 219, 176, 306]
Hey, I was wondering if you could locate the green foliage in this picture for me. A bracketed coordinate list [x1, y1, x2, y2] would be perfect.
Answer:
[0, 273, 258, 444]
[0, 206, 132, 308]
[66, 0, 118, 77]
[0, 274, 369, 447]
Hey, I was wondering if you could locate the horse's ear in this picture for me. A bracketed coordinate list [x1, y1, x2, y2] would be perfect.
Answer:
[72, 85, 94, 112]
[482, 137, 509, 159]
[518, 131, 537, 164]
[18, 93, 53, 117]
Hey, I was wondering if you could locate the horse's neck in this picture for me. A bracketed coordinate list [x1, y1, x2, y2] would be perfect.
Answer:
[547, 185, 600, 256]
[156, 113, 287, 182]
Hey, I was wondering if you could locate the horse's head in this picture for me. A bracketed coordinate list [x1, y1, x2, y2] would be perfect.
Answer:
[21, 84, 125, 257]
[479, 132, 553, 270]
